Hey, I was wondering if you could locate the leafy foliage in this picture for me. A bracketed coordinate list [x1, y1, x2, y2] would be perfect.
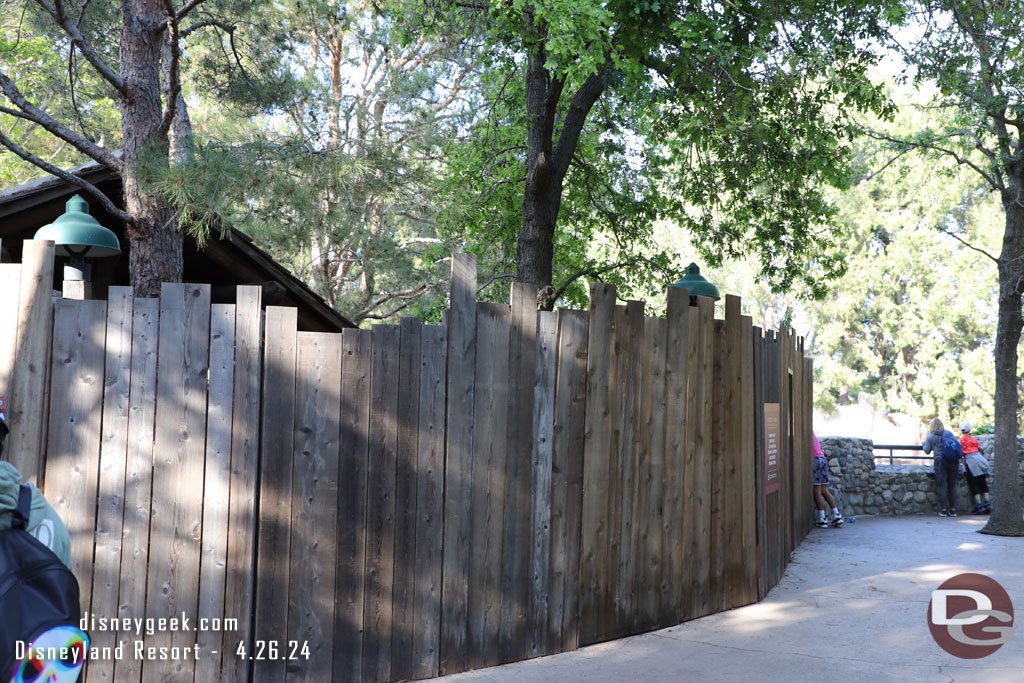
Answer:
[418, 0, 905, 304]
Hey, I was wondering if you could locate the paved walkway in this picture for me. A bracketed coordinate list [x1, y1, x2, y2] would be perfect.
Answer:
[433, 516, 1024, 683]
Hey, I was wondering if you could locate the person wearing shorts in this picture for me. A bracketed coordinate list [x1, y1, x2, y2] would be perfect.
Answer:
[813, 432, 844, 528]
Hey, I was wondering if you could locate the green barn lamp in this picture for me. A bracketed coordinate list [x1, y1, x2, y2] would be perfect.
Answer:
[671, 262, 720, 302]
[34, 195, 121, 298]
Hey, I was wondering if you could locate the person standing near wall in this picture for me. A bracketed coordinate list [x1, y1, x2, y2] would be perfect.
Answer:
[923, 418, 960, 517]
[813, 432, 844, 528]
[958, 422, 991, 514]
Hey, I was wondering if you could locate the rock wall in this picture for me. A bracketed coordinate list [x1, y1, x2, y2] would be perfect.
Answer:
[818, 435, 1024, 516]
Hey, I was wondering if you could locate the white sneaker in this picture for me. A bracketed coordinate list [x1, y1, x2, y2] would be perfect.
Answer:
[831, 515, 844, 527]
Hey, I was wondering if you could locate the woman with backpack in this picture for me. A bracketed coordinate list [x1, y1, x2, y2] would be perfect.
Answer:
[923, 418, 963, 517]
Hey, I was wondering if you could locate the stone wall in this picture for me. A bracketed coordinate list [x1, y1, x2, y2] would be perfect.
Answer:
[819, 435, 1024, 516]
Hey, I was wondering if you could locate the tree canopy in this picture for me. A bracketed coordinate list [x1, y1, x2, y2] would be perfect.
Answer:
[418, 0, 904, 306]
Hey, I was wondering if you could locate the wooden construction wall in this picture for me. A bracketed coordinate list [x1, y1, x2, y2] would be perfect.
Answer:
[0, 244, 814, 683]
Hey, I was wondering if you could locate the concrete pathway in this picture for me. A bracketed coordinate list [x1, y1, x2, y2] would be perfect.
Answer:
[432, 516, 1024, 683]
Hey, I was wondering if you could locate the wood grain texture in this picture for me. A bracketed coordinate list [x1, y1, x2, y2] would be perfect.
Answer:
[739, 315, 757, 606]
[44, 299, 107, 614]
[392, 318, 422, 681]
[114, 297, 158, 683]
[362, 325, 401, 683]
[10, 239, 55, 484]
[89, 288, 133, 683]
[528, 309, 558, 656]
[663, 288, 689, 624]
[288, 332, 342, 681]
[222, 285, 263, 683]
[254, 306, 298, 683]
[689, 296, 714, 620]
[578, 284, 615, 646]
[467, 303, 510, 669]
[335, 329, 372, 683]
[412, 325, 447, 679]
[499, 283, 538, 662]
[611, 301, 643, 638]
[440, 254, 477, 674]
[195, 304, 235, 683]
[552, 310, 588, 653]
[634, 316, 668, 632]
[144, 284, 211, 683]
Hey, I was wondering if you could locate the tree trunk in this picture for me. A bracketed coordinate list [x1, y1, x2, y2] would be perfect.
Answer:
[981, 187, 1024, 535]
[121, 0, 182, 297]
[163, 29, 193, 165]
[518, 175, 562, 287]
[516, 10, 562, 288]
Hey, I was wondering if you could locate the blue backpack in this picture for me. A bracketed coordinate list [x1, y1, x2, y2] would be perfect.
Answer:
[939, 430, 964, 463]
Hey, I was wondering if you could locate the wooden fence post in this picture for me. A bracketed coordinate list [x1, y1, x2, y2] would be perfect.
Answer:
[223, 285, 263, 683]
[440, 253, 477, 674]
[664, 287, 688, 624]
[500, 282, 538, 662]
[550, 309, 588, 653]
[89, 287, 133, 683]
[467, 302, 510, 669]
[254, 306, 297, 683]
[9, 239, 55, 484]
[579, 283, 615, 645]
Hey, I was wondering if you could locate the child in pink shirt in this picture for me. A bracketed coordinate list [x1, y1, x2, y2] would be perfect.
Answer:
[813, 432, 844, 527]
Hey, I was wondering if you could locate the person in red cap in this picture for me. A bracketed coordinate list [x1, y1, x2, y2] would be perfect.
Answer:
[959, 422, 990, 514]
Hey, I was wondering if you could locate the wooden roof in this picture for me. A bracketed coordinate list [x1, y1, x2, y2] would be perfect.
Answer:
[0, 162, 355, 331]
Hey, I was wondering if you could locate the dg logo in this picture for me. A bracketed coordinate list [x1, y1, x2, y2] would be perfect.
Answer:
[928, 573, 1014, 658]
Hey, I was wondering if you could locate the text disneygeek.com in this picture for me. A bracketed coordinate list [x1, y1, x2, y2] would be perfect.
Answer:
[17, 612, 311, 662]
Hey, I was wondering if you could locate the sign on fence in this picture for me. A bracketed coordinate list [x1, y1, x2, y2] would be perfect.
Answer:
[765, 403, 780, 494]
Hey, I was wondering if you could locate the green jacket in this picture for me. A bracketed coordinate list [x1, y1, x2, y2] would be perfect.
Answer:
[0, 461, 73, 570]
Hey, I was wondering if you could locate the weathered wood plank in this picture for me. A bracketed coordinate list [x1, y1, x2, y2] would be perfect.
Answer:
[362, 325, 401, 683]
[467, 303, 510, 669]
[548, 309, 587, 652]
[689, 295, 714, 619]
[723, 296, 744, 610]
[114, 297, 158, 683]
[392, 318, 422, 681]
[740, 315, 757, 606]
[663, 288, 689, 624]
[10, 239, 55, 484]
[709, 319, 727, 616]
[335, 329, 371, 683]
[601, 305, 625, 640]
[752, 329, 767, 601]
[440, 254, 477, 674]
[144, 283, 211, 683]
[412, 325, 447, 679]
[288, 332, 342, 681]
[528, 309, 558, 656]
[43, 298, 106, 613]
[635, 315, 667, 632]
[195, 304, 235, 683]
[500, 283, 538, 662]
[612, 300, 643, 637]
[579, 283, 615, 646]
[253, 306, 298, 683]
[89, 288, 133, 683]
[222, 285, 263, 683]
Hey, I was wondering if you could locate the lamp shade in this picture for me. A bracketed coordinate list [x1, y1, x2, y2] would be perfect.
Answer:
[671, 262, 720, 300]
[34, 195, 121, 258]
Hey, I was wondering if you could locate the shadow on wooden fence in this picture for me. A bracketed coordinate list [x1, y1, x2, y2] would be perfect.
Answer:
[0, 243, 813, 682]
